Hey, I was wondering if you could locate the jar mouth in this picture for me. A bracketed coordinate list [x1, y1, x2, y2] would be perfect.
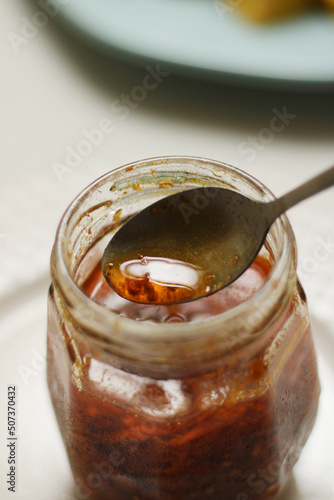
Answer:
[53, 156, 296, 349]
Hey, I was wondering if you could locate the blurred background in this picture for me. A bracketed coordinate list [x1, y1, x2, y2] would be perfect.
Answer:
[1, 0, 334, 499]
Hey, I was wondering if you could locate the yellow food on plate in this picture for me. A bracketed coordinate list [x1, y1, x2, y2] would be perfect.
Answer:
[229, 0, 332, 22]
[236, 0, 312, 22]
[321, 0, 334, 10]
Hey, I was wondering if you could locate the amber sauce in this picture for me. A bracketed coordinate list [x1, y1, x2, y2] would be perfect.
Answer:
[84, 255, 271, 323]
[103, 256, 212, 304]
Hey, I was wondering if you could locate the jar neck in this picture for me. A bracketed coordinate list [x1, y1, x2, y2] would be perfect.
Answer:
[52, 157, 298, 378]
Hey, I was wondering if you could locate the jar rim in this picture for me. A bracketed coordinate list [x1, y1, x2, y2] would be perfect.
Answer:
[53, 156, 296, 348]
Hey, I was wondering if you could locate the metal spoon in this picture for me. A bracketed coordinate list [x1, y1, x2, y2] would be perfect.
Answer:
[102, 166, 334, 305]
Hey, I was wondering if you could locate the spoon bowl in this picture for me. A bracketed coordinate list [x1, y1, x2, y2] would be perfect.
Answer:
[102, 165, 334, 305]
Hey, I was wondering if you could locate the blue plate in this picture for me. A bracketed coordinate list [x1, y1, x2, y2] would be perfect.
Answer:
[46, 0, 334, 90]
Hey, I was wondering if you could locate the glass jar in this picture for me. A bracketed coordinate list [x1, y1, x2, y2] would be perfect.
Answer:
[47, 156, 320, 500]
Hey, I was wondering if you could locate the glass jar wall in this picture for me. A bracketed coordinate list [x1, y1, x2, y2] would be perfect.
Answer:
[47, 157, 320, 500]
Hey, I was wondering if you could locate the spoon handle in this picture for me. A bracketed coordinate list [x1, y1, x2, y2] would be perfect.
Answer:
[270, 165, 334, 218]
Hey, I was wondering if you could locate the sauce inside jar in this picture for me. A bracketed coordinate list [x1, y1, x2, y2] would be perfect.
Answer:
[48, 249, 318, 500]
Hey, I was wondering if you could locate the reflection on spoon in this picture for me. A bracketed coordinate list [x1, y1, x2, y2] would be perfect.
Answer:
[104, 256, 214, 304]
